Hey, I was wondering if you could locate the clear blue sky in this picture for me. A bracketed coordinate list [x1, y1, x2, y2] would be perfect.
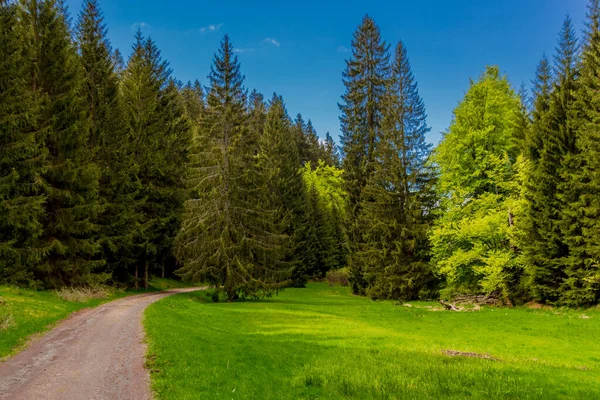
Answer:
[66, 0, 587, 145]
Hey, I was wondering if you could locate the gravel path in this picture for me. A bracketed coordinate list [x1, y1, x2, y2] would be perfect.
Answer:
[0, 287, 204, 400]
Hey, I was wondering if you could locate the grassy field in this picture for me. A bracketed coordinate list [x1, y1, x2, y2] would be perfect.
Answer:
[144, 283, 600, 400]
[0, 278, 195, 359]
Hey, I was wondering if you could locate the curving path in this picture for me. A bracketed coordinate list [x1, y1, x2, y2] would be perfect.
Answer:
[0, 287, 204, 400]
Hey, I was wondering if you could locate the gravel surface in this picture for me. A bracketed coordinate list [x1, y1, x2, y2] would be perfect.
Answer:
[0, 287, 204, 400]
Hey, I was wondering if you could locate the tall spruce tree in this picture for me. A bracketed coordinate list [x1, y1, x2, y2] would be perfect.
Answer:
[522, 17, 579, 304]
[76, 0, 140, 281]
[357, 41, 436, 300]
[121, 33, 191, 288]
[257, 94, 307, 285]
[563, 0, 600, 305]
[323, 132, 341, 167]
[20, 0, 103, 287]
[175, 35, 289, 300]
[339, 15, 390, 294]
[0, 0, 47, 284]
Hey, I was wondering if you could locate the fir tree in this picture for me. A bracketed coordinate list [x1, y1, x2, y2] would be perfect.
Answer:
[522, 17, 579, 304]
[339, 15, 390, 294]
[357, 41, 436, 300]
[21, 0, 103, 287]
[0, 0, 47, 284]
[175, 35, 289, 300]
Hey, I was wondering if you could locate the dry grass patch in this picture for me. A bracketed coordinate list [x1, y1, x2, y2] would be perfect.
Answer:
[55, 286, 112, 302]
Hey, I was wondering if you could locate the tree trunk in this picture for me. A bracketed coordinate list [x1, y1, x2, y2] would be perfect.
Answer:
[161, 260, 165, 278]
[144, 262, 149, 290]
[134, 265, 139, 289]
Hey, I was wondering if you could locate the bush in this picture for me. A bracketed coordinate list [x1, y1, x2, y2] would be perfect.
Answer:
[55, 286, 111, 302]
[326, 268, 349, 287]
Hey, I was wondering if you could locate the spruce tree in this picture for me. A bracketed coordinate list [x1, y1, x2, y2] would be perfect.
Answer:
[21, 0, 103, 287]
[121, 33, 191, 288]
[175, 35, 289, 300]
[323, 132, 341, 167]
[76, 0, 140, 281]
[522, 17, 579, 304]
[256, 94, 307, 285]
[563, 0, 600, 305]
[339, 15, 390, 294]
[357, 41, 436, 300]
[526, 55, 553, 161]
[0, 0, 47, 284]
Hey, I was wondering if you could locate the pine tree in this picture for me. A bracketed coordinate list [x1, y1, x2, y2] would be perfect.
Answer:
[76, 0, 140, 281]
[0, 0, 47, 284]
[175, 35, 289, 300]
[562, 0, 600, 305]
[20, 0, 103, 287]
[522, 17, 579, 304]
[339, 15, 390, 294]
[357, 41, 436, 300]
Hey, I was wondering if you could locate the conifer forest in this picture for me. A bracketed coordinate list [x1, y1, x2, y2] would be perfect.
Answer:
[1, 0, 600, 308]
[3, 1, 600, 399]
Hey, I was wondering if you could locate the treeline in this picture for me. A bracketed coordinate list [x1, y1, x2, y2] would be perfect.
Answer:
[343, 4, 600, 307]
[0, 0, 344, 295]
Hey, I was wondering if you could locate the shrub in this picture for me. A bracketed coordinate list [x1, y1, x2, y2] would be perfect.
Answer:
[326, 268, 350, 287]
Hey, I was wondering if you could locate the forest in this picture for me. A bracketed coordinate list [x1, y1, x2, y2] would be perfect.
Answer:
[1, 0, 600, 309]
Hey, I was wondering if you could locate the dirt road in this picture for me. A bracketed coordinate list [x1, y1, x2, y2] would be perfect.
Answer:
[0, 287, 204, 400]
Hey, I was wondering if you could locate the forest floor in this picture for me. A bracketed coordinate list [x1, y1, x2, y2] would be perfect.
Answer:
[0, 284, 204, 400]
[144, 283, 600, 399]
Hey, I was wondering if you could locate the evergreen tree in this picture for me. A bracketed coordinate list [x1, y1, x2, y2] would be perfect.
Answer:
[322, 132, 341, 167]
[526, 55, 553, 161]
[357, 41, 437, 300]
[562, 0, 600, 305]
[522, 17, 579, 304]
[121, 33, 191, 288]
[0, 0, 47, 284]
[257, 94, 307, 285]
[339, 15, 390, 294]
[175, 35, 289, 300]
[76, 0, 140, 281]
[21, 0, 103, 287]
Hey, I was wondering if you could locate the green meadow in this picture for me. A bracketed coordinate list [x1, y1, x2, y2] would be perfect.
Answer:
[144, 283, 600, 400]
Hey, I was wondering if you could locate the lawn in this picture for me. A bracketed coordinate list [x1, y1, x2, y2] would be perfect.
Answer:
[144, 283, 600, 400]
[0, 278, 195, 359]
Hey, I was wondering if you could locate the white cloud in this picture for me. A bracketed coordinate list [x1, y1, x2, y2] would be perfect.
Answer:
[262, 37, 280, 47]
[337, 46, 350, 53]
[200, 23, 223, 33]
[233, 48, 255, 53]
[131, 22, 150, 32]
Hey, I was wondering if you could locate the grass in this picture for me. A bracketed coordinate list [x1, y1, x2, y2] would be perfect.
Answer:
[144, 283, 600, 399]
[0, 277, 197, 359]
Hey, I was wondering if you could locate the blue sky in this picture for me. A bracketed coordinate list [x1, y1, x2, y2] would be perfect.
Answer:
[66, 0, 587, 145]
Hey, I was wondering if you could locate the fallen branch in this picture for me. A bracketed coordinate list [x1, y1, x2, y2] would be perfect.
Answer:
[439, 299, 462, 311]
